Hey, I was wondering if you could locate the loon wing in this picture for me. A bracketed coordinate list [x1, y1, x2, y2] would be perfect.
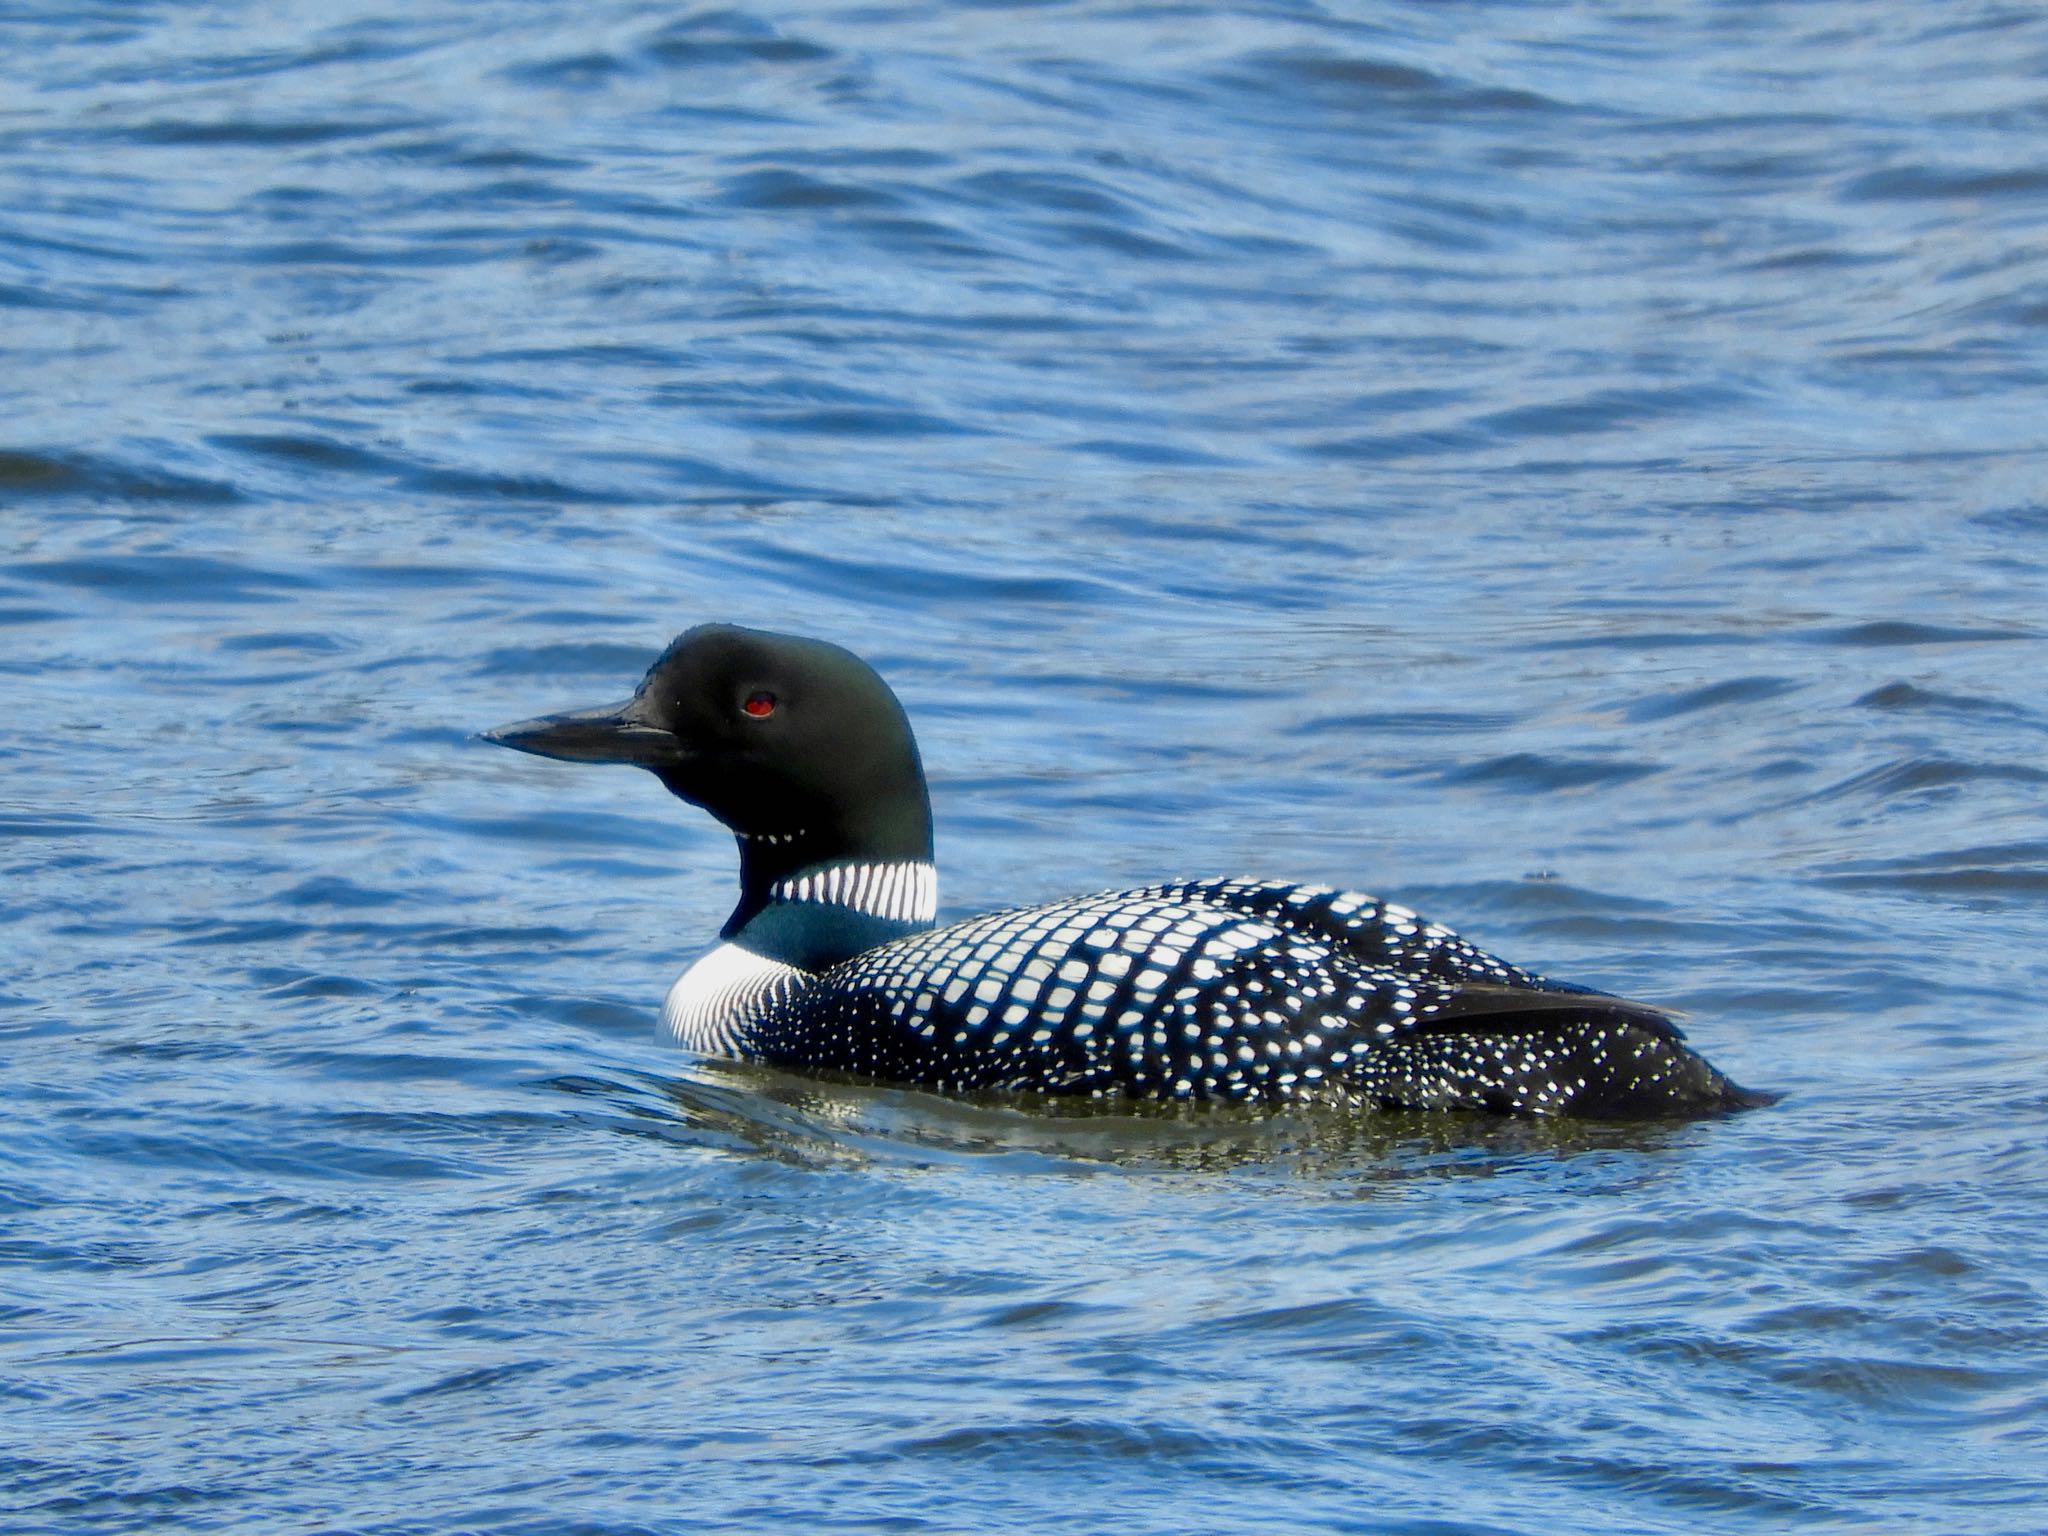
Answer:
[1417, 980, 1688, 1042]
[1140, 877, 1574, 991]
[1382, 981, 1771, 1116]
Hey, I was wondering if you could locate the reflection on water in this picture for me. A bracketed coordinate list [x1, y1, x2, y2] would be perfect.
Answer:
[660, 1058, 1707, 1176]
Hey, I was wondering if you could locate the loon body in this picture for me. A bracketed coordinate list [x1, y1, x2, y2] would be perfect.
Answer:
[486, 625, 1762, 1118]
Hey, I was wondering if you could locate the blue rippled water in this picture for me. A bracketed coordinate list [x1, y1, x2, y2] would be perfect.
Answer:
[5, 3, 2047, 1532]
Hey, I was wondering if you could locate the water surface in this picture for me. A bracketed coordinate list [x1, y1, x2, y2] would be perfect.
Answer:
[4, 2, 2047, 1532]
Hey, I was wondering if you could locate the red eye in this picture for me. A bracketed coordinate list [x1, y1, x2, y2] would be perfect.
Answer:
[742, 691, 777, 718]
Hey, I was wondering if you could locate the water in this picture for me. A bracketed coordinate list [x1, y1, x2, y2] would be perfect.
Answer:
[4, 1, 2046, 1530]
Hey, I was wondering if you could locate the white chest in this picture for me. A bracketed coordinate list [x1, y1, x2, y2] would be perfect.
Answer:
[659, 942, 808, 1056]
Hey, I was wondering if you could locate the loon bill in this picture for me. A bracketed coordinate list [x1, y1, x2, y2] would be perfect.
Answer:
[484, 624, 1767, 1119]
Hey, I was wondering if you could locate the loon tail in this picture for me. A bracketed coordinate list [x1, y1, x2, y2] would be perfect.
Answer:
[1397, 984, 1775, 1119]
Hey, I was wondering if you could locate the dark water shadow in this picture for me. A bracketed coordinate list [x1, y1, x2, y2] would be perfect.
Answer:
[643, 1058, 1712, 1178]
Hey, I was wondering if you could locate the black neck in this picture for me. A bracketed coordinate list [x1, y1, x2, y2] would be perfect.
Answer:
[730, 895, 930, 971]
[726, 830, 825, 936]
[721, 794, 934, 940]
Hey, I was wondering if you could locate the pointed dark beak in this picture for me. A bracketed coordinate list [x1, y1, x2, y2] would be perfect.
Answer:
[480, 697, 688, 768]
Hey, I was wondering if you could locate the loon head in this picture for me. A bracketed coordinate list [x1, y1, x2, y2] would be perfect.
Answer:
[485, 624, 933, 941]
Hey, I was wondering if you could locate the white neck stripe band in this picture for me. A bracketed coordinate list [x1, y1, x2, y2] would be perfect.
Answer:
[768, 861, 938, 924]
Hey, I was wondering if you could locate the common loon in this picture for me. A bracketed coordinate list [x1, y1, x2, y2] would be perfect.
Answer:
[485, 624, 1763, 1118]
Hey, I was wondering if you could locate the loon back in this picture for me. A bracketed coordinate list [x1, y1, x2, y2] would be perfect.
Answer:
[485, 623, 1765, 1119]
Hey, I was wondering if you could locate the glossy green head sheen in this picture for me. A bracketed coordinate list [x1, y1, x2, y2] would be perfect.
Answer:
[485, 624, 934, 932]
